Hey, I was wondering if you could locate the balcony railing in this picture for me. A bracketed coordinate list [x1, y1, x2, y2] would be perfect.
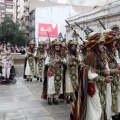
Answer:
[25, 30, 29, 33]
[17, 8, 20, 13]
[17, 14, 21, 19]
[25, 12, 29, 17]
[29, 26, 35, 31]
[25, 21, 29, 26]
[22, 26, 26, 31]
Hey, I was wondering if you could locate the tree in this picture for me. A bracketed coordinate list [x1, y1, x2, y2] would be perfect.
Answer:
[0, 16, 30, 46]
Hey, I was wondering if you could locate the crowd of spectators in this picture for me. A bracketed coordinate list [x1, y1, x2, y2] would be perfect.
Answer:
[0, 43, 26, 55]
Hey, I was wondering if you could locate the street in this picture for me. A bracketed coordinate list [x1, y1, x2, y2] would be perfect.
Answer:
[0, 65, 71, 120]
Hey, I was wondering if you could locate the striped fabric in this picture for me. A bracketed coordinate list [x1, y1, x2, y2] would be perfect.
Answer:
[70, 67, 88, 120]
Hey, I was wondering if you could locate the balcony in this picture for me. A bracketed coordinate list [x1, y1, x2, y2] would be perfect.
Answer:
[25, 21, 29, 26]
[25, 30, 29, 34]
[25, 1, 29, 8]
[1, 14, 5, 18]
[17, 2, 20, 7]
[5, 12, 13, 15]
[5, 1, 13, 5]
[17, 8, 20, 13]
[31, 15, 35, 20]
[0, 6, 5, 10]
[25, 12, 29, 17]
[17, 14, 20, 19]
[21, 20, 25, 25]
[22, 26, 26, 31]
[29, 26, 35, 32]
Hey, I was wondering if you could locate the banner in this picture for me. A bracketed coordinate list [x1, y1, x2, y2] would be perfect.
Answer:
[38, 23, 58, 38]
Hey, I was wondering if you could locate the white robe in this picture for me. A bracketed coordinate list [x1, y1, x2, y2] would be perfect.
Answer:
[86, 70, 102, 120]
[25, 51, 37, 76]
[45, 56, 63, 95]
[106, 50, 120, 120]
[65, 69, 74, 93]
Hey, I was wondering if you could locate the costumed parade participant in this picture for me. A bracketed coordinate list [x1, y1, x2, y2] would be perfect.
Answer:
[41, 42, 52, 100]
[103, 29, 120, 120]
[36, 41, 47, 82]
[70, 41, 89, 120]
[61, 42, 68, 100]
[65, 38, 80, 103]
[24, 40, 37, 82]
[84, 32, 113, 120]
[116, 32, 120, 58]
[44, 39, 66, 105]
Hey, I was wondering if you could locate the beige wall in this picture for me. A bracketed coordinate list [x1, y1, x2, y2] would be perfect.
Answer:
[29, 0, 64, 11]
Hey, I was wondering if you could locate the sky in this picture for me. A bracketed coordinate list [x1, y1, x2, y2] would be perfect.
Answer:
[39, 0, 115, 6]
[39, 0, 67, 4]
[57, 0, 66, 4]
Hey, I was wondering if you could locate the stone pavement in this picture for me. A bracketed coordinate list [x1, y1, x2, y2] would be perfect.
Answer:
[0, 66, 71, 120]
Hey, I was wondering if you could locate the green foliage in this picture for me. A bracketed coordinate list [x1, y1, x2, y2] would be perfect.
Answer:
[0, 16, 30, 46]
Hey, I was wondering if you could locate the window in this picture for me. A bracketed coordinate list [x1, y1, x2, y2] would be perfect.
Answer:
[111, 26, 120, 32]
[6, 8, 13, 12]
[0, 4, 5, 7]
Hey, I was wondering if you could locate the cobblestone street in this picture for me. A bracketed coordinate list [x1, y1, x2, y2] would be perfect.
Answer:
[0, 65, 71, 120]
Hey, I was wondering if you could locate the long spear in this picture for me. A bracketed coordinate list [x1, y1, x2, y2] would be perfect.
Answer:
[98, 19, 106, 30]
[47, 31, 53, 59]
[65, 20, 84, 43]
[65, 20, 106, 69]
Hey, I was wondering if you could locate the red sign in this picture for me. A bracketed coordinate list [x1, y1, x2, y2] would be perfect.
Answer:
[38, 23, 58, 38]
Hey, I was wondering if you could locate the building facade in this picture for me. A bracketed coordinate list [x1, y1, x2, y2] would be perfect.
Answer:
[66, 0, 120, 44]
[21, 0, 91, 40]
[31, 5, 91, 43]
[21, 0, 66, 37]
[0, 0, 24, 23]
[0, 0, 14, 22]
[66, 0, 117, 6]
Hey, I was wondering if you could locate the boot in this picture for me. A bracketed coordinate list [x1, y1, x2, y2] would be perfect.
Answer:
[66, 96, 70, 104]
[37, 77, 39, 81]
[70, 95, 73, 102]
[27, 78, 29, 81]
[30, 78, 32, 82]
[48, 98, 52, 105]
[112, 114, 120, 120]
[53, 98, 58, 105]
[40, 78, 42, 82]
[53, 98, 55, 104]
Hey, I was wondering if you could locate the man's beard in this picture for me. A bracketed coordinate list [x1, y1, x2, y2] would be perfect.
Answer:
[70, 49, 76, 55]
[40, 47, 43, 50]
[30, 46, 34, 49]
[30, 46, 35, 52]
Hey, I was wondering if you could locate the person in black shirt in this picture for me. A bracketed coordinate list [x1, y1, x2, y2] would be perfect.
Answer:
[19, 46, 26, 55]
